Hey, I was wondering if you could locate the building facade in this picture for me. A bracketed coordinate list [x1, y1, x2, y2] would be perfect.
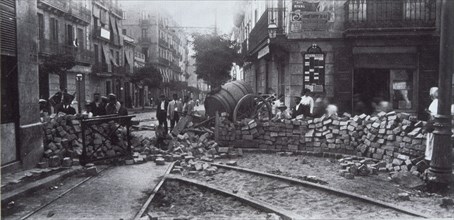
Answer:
[37, 0, 92, 105]
[122, 6, 190, 99]
[237, 0, 441, 119]
[1, 0, 43, 170]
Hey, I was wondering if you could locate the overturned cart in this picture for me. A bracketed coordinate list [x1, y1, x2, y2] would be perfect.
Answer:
[80, 115, 135, 165]
[204, 81, 272, 122]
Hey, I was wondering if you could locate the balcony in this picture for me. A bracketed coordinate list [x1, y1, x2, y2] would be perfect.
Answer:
[92, 63, 109, 74]
[37, 0, 69, 14]
[158, 57, 170, 66]
[38, 39, 92, 64]
[112, 7, 123, 19]
[159, 38, 169, 48]
[138, 37, 152, 44]
[67, 3, 91, 25]
[139, 19, 152, 26]
[345, 0, 437, 34]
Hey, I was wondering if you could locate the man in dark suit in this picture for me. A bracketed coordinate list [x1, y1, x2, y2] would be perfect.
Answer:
[291, 96, 304, 119]
[88, 93, 106, 116]
[156, 94, 169, 134]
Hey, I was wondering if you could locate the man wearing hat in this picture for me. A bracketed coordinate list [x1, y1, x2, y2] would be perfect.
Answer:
[272, 102, 291, 121]
[88, 93, 106, 116]
[55, 90, 76, 115]
[106, 93, 121, 115]
[291, 96, 304, 119]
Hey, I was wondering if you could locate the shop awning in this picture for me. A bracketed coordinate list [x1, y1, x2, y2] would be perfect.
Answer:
[109, 15, 119, 45]
[115, 19, 123, 46]
[101, 44, 112, 72]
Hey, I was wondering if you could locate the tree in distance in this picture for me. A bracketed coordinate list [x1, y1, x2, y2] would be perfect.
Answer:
[191, 33, 243, 90]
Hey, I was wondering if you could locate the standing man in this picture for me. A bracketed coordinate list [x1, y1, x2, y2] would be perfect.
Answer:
[183, 95, 195, 116]
[167, 93, 182, 131]
[105, 93, 121, 115]
[156, 94, 169, 134]
[291, 96, 303, 119]
[88, 93, 106, 116]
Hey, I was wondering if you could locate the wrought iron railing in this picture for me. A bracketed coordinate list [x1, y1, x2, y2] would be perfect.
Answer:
[38, 39, 92, 64]
[68, 3, 91, 24]
[38, 0, 69, 13]
[80, 115, 134, 165]
[345, 0, 436, 29]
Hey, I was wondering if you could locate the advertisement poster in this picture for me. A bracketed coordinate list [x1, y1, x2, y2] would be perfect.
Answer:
[290, 0, 335, 32]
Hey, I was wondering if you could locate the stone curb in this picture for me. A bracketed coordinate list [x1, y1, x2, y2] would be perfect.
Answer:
[1, 167, 82, 205]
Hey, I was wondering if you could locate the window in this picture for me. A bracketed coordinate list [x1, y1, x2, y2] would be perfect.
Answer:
[77, 28, 83, 49]
[50, 18, 59, 43]
[106, 81, 111, 95]
[93, 16, 98, 31]
[67, 24, 74, 45]
[142, 47, 148, 61]
[122, 28, 127, 35]
[110, 49, 114, 64]
[141, 28, 148, 39]
[38, 13, 44, 41]
[116, 51, 120, 66]
[94, 44, 99, 64]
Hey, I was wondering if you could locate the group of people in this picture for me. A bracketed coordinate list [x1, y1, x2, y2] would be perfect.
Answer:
[87, 93, 128, 116]
[156, 93, 196, 134]
[39, 90, 128, 119]
[271, 89, 338, 121]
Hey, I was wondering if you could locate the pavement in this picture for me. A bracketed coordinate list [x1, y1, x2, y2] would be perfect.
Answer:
[3, 162, 172, 220]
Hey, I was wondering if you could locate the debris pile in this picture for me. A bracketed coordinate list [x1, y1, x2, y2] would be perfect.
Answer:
[338, 156, 383, 179]
[128, 127, 242, 175]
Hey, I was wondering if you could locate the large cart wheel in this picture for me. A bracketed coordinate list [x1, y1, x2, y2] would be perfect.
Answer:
[233, 94, 272, 123]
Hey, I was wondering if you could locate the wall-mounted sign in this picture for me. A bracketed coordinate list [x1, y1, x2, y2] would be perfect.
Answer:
[290, 0, 335, 32]
[303, 44, 325, 93]
[100, 28, 110, 40]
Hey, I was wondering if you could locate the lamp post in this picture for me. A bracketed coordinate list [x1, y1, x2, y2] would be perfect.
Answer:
[75, 73, 83, 114]
[268, 20, 278, 39]
[429, 0, 454, 187]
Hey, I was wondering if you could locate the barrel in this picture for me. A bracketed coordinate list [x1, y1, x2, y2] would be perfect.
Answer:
[204, 81, 253, 117]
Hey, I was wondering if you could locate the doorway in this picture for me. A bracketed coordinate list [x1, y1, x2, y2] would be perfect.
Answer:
[353, 68, 390, 115]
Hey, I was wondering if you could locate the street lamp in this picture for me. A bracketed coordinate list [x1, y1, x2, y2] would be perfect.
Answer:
[75, 73, 83, 114]
[268, 20, 278, 39]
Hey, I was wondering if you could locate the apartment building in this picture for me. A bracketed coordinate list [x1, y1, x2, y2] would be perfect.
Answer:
[37, 0, 92, 101]
[122, 6, 190, 98]
[236, 0, 441, 119]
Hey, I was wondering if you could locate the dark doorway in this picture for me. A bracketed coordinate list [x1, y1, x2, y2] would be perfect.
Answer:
[354, 68, 390, 115]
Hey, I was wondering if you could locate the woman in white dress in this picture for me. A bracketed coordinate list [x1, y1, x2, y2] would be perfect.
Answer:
[425, 87, 438, 161]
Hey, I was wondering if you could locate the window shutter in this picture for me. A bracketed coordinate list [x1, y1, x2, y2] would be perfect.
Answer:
[0, 0, 17, 56]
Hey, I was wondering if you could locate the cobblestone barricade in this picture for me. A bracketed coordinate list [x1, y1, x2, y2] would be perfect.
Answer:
[41, 114, 129, 167]
[218, 111, 427, 172]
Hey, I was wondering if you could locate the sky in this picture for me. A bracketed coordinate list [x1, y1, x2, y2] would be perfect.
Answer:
[119, 0, 244, 35]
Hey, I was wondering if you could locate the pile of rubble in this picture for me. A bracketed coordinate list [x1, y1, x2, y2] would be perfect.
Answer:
[126, 126, 242, 175]
[219, 111, 427, 167]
